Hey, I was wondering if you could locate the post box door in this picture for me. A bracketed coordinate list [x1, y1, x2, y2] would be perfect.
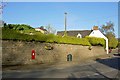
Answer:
[32, 50, 35, 59]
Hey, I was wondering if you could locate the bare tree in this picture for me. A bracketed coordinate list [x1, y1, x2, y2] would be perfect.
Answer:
[0, 2, 8, 14]
[45, 24, 56, 34]
[100, 21, 114, 35]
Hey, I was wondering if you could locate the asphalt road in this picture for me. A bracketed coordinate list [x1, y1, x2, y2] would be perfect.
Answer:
[2, 56, 120, 79]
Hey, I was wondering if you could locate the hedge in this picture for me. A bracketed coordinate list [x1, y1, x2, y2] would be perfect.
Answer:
[85, 36, 105, 47]
[107, 36, 118, 49]
[2, 28, 91, 46]
[5, 28, 118, 48]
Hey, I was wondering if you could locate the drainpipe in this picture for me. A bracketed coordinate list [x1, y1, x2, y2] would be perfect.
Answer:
[106, 38, 109, 54]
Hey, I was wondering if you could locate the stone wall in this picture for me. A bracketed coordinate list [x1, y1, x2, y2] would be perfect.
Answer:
[2, 40, 106, 65]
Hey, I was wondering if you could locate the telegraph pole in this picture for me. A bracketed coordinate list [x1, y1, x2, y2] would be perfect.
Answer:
[64, 12, 67, 36]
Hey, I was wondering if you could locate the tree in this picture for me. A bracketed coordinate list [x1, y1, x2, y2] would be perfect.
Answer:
[45, 24, 56, 34]
[0, 2, 8, 14]
[3, 23, 33, 30]
[100, 21, 114, 35]
[8, 24, 14, 29]
[106, 32, 118, 49]
[3, 22, 7, 28]
[100, 21, 118, 49]
[40, 26, 44, 29]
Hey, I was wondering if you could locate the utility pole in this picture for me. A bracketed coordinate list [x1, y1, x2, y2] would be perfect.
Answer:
[64, 12, 67, 36]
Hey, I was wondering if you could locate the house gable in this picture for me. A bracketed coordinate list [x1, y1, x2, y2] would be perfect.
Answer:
[89, 29, 107, 39]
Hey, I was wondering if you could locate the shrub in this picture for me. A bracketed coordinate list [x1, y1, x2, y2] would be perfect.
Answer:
[85, 36, 105, 47]
[105, 33, 118, 49]
[108, 37, 118, 49]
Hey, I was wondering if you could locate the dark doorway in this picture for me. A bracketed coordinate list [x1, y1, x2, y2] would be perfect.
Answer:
[67, 54, 72, 61]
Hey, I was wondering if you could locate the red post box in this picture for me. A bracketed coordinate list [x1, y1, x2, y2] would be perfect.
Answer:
[31, 49, 35, 59]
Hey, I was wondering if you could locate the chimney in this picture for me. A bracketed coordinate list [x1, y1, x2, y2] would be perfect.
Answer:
[93, 26, 98, 30]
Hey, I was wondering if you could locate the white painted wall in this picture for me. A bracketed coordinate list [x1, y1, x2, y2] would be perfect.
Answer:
[77, 33, 82, 38]
[89, 30, 108, 54]
[35, 28, 45, 34]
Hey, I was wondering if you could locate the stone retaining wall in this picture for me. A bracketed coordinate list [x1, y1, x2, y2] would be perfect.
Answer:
[2, 40, 106, 65]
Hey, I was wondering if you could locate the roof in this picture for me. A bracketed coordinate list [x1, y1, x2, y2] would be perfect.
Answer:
[57, 30, 92, 38]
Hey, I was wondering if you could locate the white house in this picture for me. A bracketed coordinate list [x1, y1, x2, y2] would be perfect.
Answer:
[57, 26, 108, 54]
[35, 27, 47, 34]
[35, 28, 45, 34]
[77, 33, 82, 38]
[89, 26, 109, 54]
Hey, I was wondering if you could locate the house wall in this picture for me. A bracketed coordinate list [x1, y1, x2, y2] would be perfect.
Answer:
[89, 30, 109, 54]
[89, 30, 106, 39]
[2, 40, 106, 65]
[35, 29, 44, 34]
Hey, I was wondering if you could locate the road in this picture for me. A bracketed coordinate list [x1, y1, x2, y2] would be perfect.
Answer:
[2, 56, 120, 79]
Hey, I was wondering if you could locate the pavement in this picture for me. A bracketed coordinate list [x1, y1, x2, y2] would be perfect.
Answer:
[1, 54, 120, 79]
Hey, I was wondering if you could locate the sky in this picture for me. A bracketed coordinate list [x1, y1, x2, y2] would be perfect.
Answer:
[2, 2, 118, 37]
